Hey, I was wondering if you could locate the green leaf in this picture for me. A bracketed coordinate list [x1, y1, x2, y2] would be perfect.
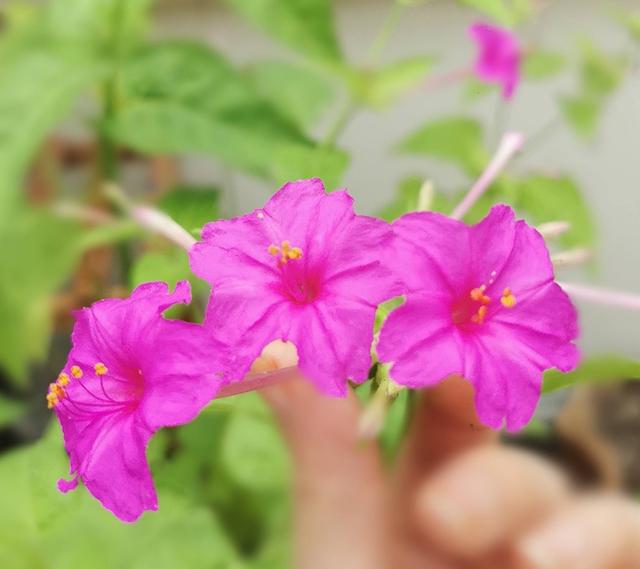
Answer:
[397, 116, 488, 175]
[222, 0, 342, 63]
[157, 185, 221, 234]
[112, 42, 348, 187]
[0, 424, 239, 569]
[0, 50, 104, 216]
[245, 60, 335, 131]
[579, 41, 624, 97]
[362, 56, 434, 109]
[377, 175, 452, 221]
[462, 77, 498, 101]
[559, 93, 602, 139]
[458, 0, 532, 26]
[523, 51, 566, 80]
[513, 175, 596, 248]
[130, 250, 193, 291]
[614, 8, 640, 43]
[543, 356, 640, 394]
[221, 393, 290, 494]
[0, 209, 84, 384]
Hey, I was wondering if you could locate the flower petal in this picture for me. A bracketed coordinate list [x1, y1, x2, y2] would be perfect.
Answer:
[378, 296, 462, 388]
[391, 212, 471, 294]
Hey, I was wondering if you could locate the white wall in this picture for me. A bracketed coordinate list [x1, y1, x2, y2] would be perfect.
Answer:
[156, 0, 640, 358]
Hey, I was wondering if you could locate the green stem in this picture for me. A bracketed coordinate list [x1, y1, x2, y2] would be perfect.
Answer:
[321, 99, 357, 148]
[366, 1, 405, 65]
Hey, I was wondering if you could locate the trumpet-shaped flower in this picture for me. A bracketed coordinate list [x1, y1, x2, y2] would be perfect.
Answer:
[50, 281, 227, 522]
[377, 205, 579, 431]
[189, 178, 400, 396]
[469, 22, 521, 99]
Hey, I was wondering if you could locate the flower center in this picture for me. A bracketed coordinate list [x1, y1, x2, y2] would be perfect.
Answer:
[266, 241, 320, 304]
[451, 284, 517, 328]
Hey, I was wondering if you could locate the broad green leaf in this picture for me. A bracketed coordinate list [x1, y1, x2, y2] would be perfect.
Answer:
[523, 51, 566, 80]
[0, 50, 104, 216]
[513, 175, 596, 248]
[397, 116, 488, 175]
[0, 209, 84, 384]
[458, 0, 531, 26]
[112, 42, 348, 187]
[559, 93, 602, 139]
[245, 60, 335, 131]
[0, 424, 239, 569]
[543, 356, 640, 394]
[360, 56, 434, 109]
[130, 250, 193, 291]
[222, 0, 342, 63]
[157, 185, 221, 234]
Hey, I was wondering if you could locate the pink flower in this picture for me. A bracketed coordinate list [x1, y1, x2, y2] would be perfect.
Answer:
[469, 22, 521, 99]
[377, 205, 579, 431]
[49, 281, 227, 522]
[189, 178, 400, 396]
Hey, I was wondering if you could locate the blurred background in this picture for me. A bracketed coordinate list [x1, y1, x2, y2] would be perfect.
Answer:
[1, 0, 640, 567]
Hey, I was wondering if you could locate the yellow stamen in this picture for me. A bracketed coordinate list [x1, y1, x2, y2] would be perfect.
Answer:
[94, 362, 108, 376]
[470, 285, 491, 305]
[501, 287, 517, 308]
[70, 365, 83, 379]
[471, 305, 488, 324]
[267, 240, 303, 264]
[57, 372, 70, 386]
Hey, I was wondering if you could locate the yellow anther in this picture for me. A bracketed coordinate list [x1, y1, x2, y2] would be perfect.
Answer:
[70, 365, 83, 379]
[46, 393, 58, 409]
[501, 287, 517, 308]
[470, 285, 491, 305]
[57, 372, 70, 386]
[268, 240, 303, 264]
[471, 305, 488, 324]
[94, 362, 108, 376]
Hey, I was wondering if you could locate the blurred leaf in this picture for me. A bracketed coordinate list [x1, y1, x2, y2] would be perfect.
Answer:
[222, 0, 342, 63]
[397, 116, 487, 175]
[614, 8, 640, 42]
[157, 186, 221, 234]
[112, 42, 348, 186]
[543, 356, 640, 394]
[523, 51, 566, 80]
[130, 250, 192, 291]
[0, 424, 239, 569]
[579, 40, 624, 97]
[378, 175, 452, 221]
[559, 93, 602, 139]
[380, 389, 414, 461]
[458, 0, 531, 26]
[0, 209, 84, 384]
[0, 396, 25, 428]
[463, 77, 497, 101]
[221, 393, 290, 494]
[513, 174, 596, 248]
[245, 60, 335, 131]
[361, 56, 434, 109]
[0, 50, 104, 216]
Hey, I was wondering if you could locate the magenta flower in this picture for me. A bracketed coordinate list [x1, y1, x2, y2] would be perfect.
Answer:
[377, 205, 579, 431]
[49, 281, 227, 522]
[189, 178, 400, 396]
[469, 22, 521, 99]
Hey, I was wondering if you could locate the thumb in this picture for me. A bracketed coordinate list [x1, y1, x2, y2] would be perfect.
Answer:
[254, 342, 389, 569]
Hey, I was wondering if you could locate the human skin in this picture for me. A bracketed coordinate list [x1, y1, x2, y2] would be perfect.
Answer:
[252, 342, 640, 569]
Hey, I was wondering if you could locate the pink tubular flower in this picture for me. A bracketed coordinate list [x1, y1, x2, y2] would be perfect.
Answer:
[49, 281, 227, 522]
[469, 22, 521, 99]
[189, 178, 400, 396]
[377, 205, 579, 431]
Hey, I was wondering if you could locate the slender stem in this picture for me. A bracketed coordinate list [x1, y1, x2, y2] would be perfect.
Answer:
[321, 99, 356, 148]
[560, 282, 640, 311]
[103, 184, 196, 251]
[365, 1, 405, 65]
[450, 131, 525, 220]
[421, 66, 473, 93]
